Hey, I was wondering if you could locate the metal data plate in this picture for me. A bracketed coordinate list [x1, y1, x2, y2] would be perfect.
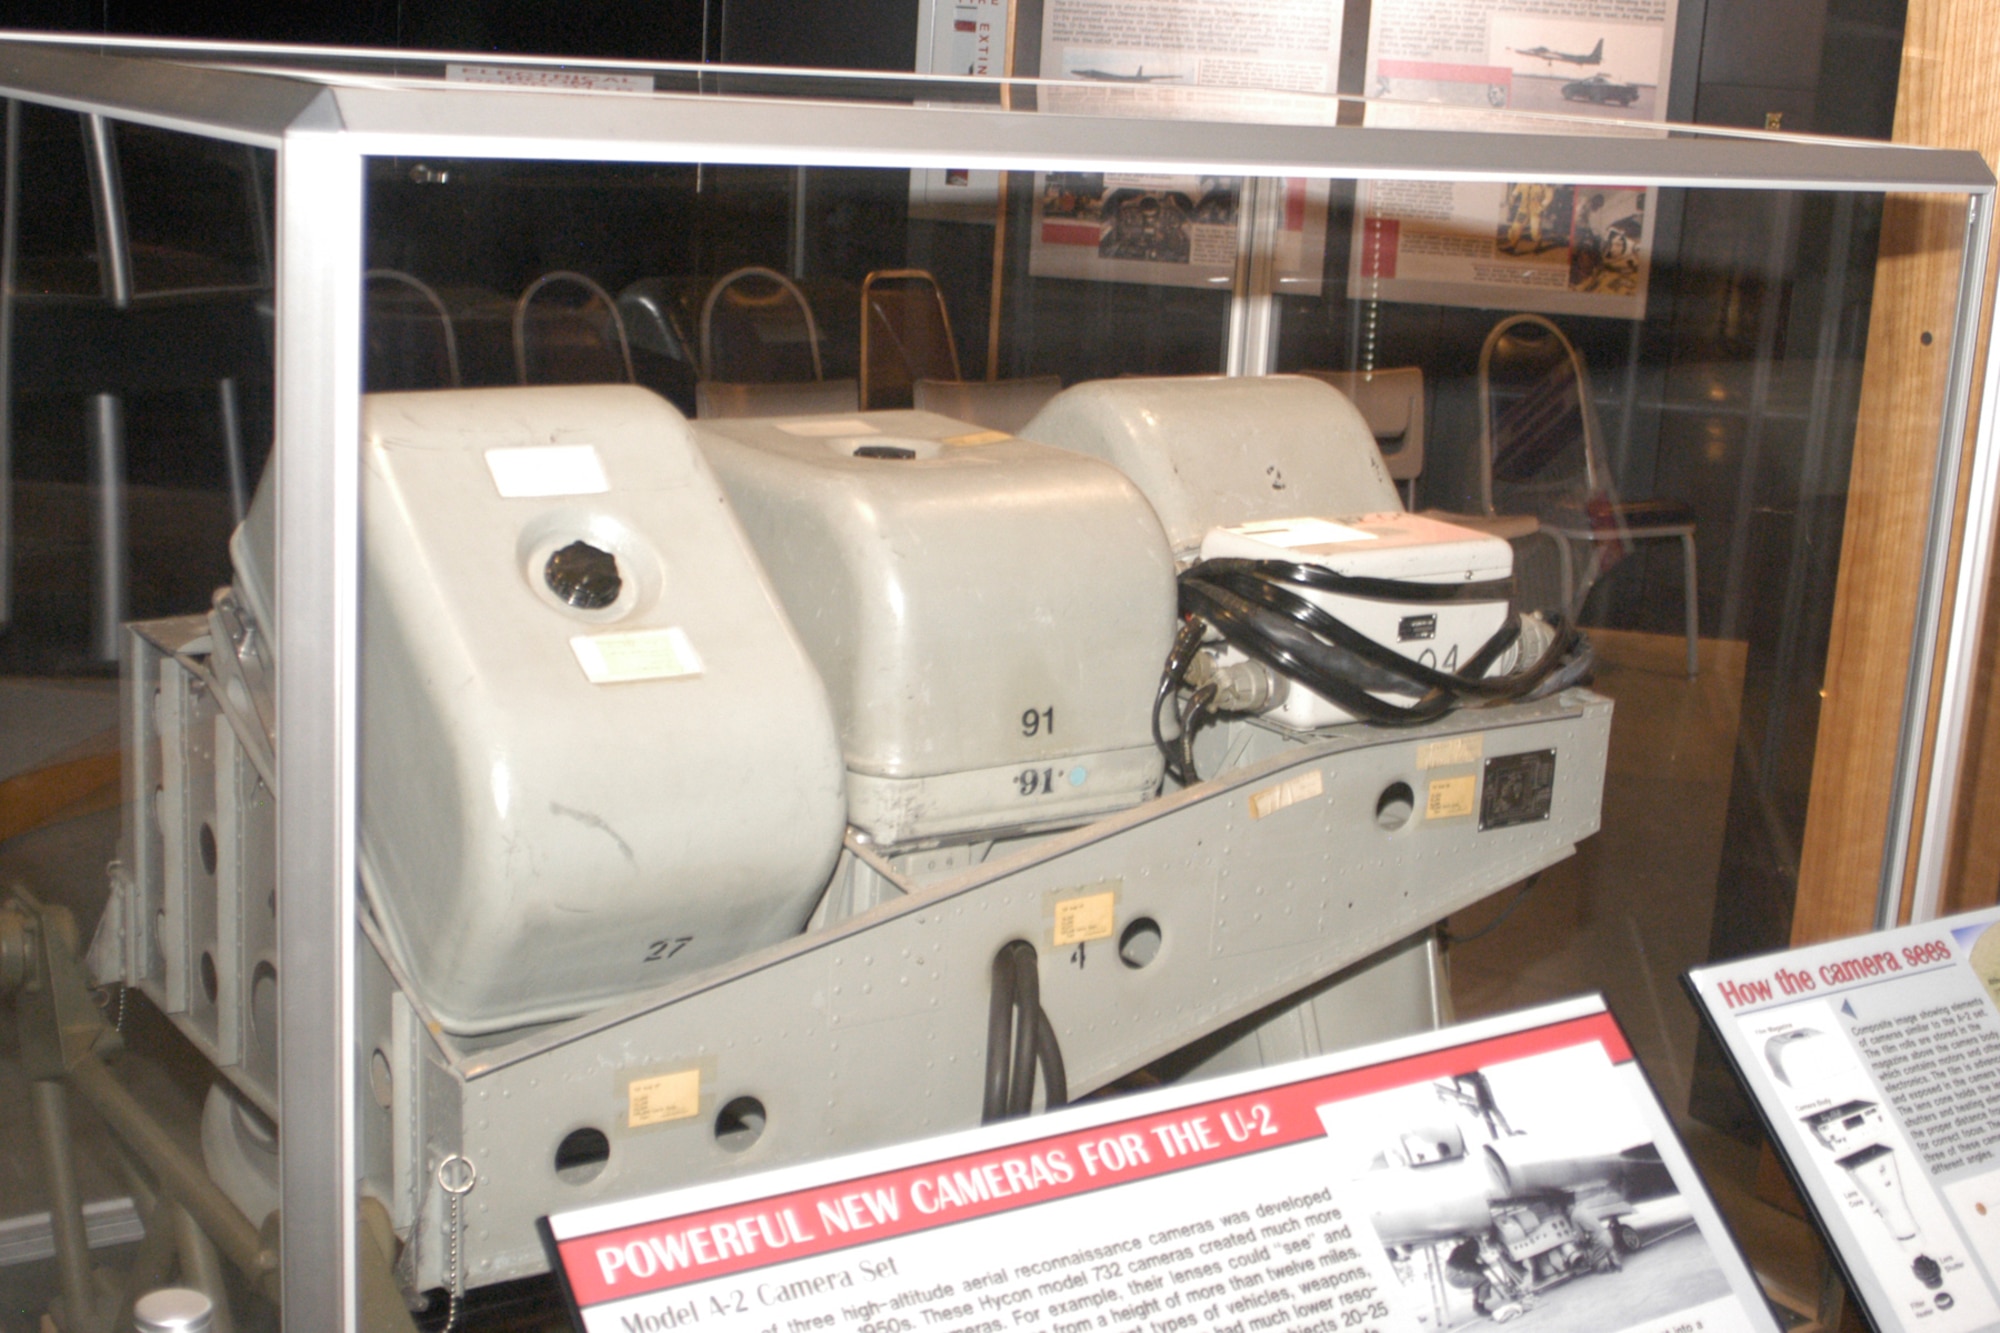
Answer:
[380, 689, 1612, 1289]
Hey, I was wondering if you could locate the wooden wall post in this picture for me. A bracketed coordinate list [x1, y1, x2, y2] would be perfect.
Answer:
[1793, 1, 2000, 942]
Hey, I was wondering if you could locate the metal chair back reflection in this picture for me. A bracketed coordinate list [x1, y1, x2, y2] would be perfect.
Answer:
[1478, 313, 1699, 675]
[0, 102, 271, 658]
[699, 265, 828, 385]
[512, 270, 636, 386]
[860, 269, 960, 410]
[364, 269, 460, 391]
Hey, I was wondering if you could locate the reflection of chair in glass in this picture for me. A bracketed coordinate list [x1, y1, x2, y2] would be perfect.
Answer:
[1300, 367, 1424, 506]
[616, 276, 704, 413]
[365, 269, 460, 391]
[860, 269, 961, 410]
[912, 375, 1062, 435]
[619, 276, 699, 367]
[1478, 313, 1698, 676]
[700, 266, 829, 383]
[2, 104, 271, 656]
[512, 270, 635, 385]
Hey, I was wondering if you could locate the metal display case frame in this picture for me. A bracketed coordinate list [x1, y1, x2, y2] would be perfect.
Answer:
[0, 33, 1993, 1332]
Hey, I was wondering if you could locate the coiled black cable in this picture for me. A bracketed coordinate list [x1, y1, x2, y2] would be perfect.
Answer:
[982, 940, 1068, 1123]
[1158, 557, 1584, 778]
[1152, 618, 1209, 787]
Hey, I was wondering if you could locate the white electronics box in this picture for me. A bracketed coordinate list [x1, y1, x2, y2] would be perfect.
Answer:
[1199, 512, 1516, 729]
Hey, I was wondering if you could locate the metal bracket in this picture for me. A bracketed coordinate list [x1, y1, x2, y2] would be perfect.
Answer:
[4, 885, 119, 1079]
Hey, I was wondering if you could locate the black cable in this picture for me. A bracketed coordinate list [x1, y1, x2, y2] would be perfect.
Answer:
[1166, 557, 1582, 733]
[1178, 681, 1218, 784]
[983, 948, 1017, 1123]
[1192, 563, 1529, 698]
[1035, 1005, 1068, 1110]
[1443, 874, 1541, 947]
[1153, 618, 1207, 785]
[982, 940, 1069, 1122]
[1006, 942, 1039, 1117]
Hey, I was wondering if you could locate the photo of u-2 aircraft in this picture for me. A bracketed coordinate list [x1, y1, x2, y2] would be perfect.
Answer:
[1071, 64, 1181, 82]
[1321, 1052, 1733, 1330]
[1508, 37, 1603, 68]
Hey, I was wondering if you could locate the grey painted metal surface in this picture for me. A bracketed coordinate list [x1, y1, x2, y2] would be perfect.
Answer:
[1023, 376, 1398, 555]
[694, 409, 1176, 845]
[0, 37, 1984, 195]
[1886, 193, 1993, 924]
[0, 41, 327, 147]
[384, 692, 1608, 1289]
[272, 127, 363, 1333]
[353, 387, 849, 1033]
[315, 83, 1997, 193]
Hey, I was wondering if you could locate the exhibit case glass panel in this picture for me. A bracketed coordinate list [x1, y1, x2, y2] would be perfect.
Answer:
[0, 35, 1990, 1333]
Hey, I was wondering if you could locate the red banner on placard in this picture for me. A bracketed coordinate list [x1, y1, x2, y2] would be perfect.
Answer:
[554, 1012, 1628, 1309]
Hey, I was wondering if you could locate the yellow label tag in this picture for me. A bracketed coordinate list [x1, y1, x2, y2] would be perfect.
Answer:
[627, 1069, 701, 1128]
[943, 429, 1011, 447]
[1417, 735, 1484, 769]
[1426, 775, 1477, 820]
[1249, 769, 1324, 820]
[1053, 891, 1117, 946]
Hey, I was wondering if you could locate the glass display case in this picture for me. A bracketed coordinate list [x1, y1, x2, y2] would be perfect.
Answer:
[0, 33, 1991, 1333]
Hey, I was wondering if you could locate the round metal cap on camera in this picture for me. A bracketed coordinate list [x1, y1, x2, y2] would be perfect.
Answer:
[544, 540, 622, 610]
[134, 1287, 214, 1333]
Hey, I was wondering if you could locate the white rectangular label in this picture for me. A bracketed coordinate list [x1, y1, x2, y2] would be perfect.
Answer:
[775, 418, 878, 437]
[570, 627, 702, 684]
[485, 444, 609, 498]
[446, 64, 651, 93]
[1232, 517, 1377, 547]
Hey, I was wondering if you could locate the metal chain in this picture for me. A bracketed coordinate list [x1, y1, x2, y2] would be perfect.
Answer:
[436, 1154, 476, 1333]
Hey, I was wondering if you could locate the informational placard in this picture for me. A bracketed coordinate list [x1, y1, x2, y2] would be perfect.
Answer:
[1030, 173, 1330, 294]
[1037, 0, 1344, 109]
[543, 997, 1780, 1333]
[910, 0, 1014, 220]
[1018, 0, 1337, 293]
[1353, 0, 1676, 319]
[1688, 907, 2000, 1332]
